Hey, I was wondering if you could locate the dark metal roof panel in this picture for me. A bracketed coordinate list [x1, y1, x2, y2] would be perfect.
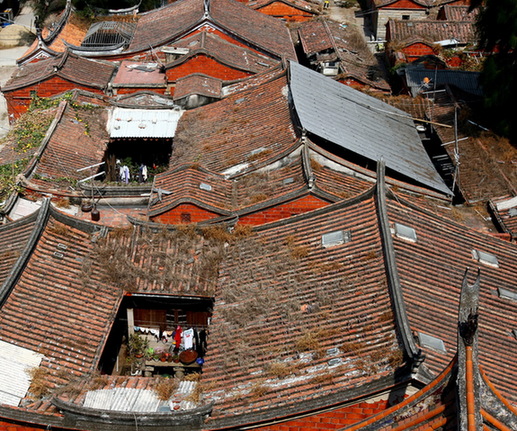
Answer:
[289, 61, 451, 195]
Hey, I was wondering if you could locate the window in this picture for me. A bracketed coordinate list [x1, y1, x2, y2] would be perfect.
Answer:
[418, 332, 446, 353]
[322, 230, 351, 248]
[394, 223, 417, 242]
[472, 249, 499, 267]
[181, 213, 191, 223]
[498, 287, 517, 302]
[402, 14, 410, 20]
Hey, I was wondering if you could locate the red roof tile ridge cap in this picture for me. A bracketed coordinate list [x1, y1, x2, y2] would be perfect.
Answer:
[343, 355, 457, 431]
[479, 365, 517, 416]
[480, 409, 516, 431]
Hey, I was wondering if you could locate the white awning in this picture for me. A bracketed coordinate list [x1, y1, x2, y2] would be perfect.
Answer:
[108, 107, 184, 139]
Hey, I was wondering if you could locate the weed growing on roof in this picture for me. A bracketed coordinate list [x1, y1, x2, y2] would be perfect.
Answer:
[249, 382, 269, 399]
[309, 372, 334, 386]
[27, 367, 52, 399]
[295, 329, 323, 352]
[184, 382, 204, 403]
[266, 361, 296, 378]
[310, 158, 323, 172]
[87, 373, 109, 391]
[48, 221, 73, 237]
[377, 310, 394, 323]
[154, 377, 179, 401]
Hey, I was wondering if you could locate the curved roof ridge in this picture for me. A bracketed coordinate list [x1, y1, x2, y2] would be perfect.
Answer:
[374, 160, 432, 381]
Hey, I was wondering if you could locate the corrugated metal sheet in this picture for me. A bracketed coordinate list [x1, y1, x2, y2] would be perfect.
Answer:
[0, 341, 43, 407]
[108, 107, 184, 139]
[83, 382, 198, 413]
[289, 61, 451, 195]
[405, 67, 482, 97]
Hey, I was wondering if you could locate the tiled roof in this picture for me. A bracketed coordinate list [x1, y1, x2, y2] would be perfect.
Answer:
[112, 61, 167, 86]
[17, 8, 88, 64]
[438, 5, 478, 21]
[168, 32, 278, 74]
[386, 19, 477, 46]
[251, 0, 318, 14]
[173, 74, 223, 101]
[28, 101, 109, 190]
[387, 191, 517, 404]
[427, 92, 517, 204]
[128, 0, 297, 60]
[3, 51, 116, 92]
[489, 196, 517, 241]
[149, 165, 234, 216]
[203, 191, 406, 426]
[0, 210, 39, 290]
[0, 206, 121, 409]
[171, 71, 298, 175]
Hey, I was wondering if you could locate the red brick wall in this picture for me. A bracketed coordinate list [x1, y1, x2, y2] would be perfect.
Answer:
[114, 87, 167, 95]
[0, 421, 45, 431]
[250, 399, 390, 430]
[165, 55, 252, 81]
[151, 203, 220, 224]
[4, 77, 104, 119]
[384, 0, 424, 9]
[402, 43, 435, 62]
[238, 195, 329, 226]
[256, 3, 315, 22]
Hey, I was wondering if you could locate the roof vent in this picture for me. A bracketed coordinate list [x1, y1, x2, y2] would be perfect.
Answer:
[418, 332, 446, 353]
[322, 230, 351, 248]
[498, 287, 517, 302]
[199, 183, 212, 191]
[513, 329, 517, 340]
[472, 249, 499, 267]
[394, 223, 417, 242]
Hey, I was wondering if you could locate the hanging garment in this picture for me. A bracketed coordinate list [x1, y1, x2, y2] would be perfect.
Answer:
[142, 165, 148, 182]
[199, 329, 207, 357]
[183, 328, 194, 350]
[174, 326, 182, 349]
[122, 165, 130, 184]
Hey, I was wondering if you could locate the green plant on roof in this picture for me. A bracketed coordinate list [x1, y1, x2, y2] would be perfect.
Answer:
[127, 333, 148, 358]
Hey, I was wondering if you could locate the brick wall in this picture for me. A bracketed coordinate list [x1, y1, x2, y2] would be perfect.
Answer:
[165, 55, 252, 82]
[4, 77, 104, 120]
[0, 421, 45, 431]
[114, 87, 167, 95]
[249, 399, 390, 430]
[151, 203, 221, 224]
[238, 195, 329, 226]
[401, 43, 435, 62]
[256, 3, 315, 22]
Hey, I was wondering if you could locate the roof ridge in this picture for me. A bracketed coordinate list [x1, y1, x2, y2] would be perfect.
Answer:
[374, 159, 432, 381]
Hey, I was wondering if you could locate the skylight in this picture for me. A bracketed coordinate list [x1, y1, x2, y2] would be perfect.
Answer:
[472, 249, 499, 267]
[322, 230, 351, 248]
[509, 208, 517, 217]
[498, 288, 517, 302]
[394, 223, 417, 242]
[418, 332, 446, 353]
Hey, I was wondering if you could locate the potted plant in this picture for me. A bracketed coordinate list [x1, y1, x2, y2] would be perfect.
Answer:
[128, 333, 148, 359]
